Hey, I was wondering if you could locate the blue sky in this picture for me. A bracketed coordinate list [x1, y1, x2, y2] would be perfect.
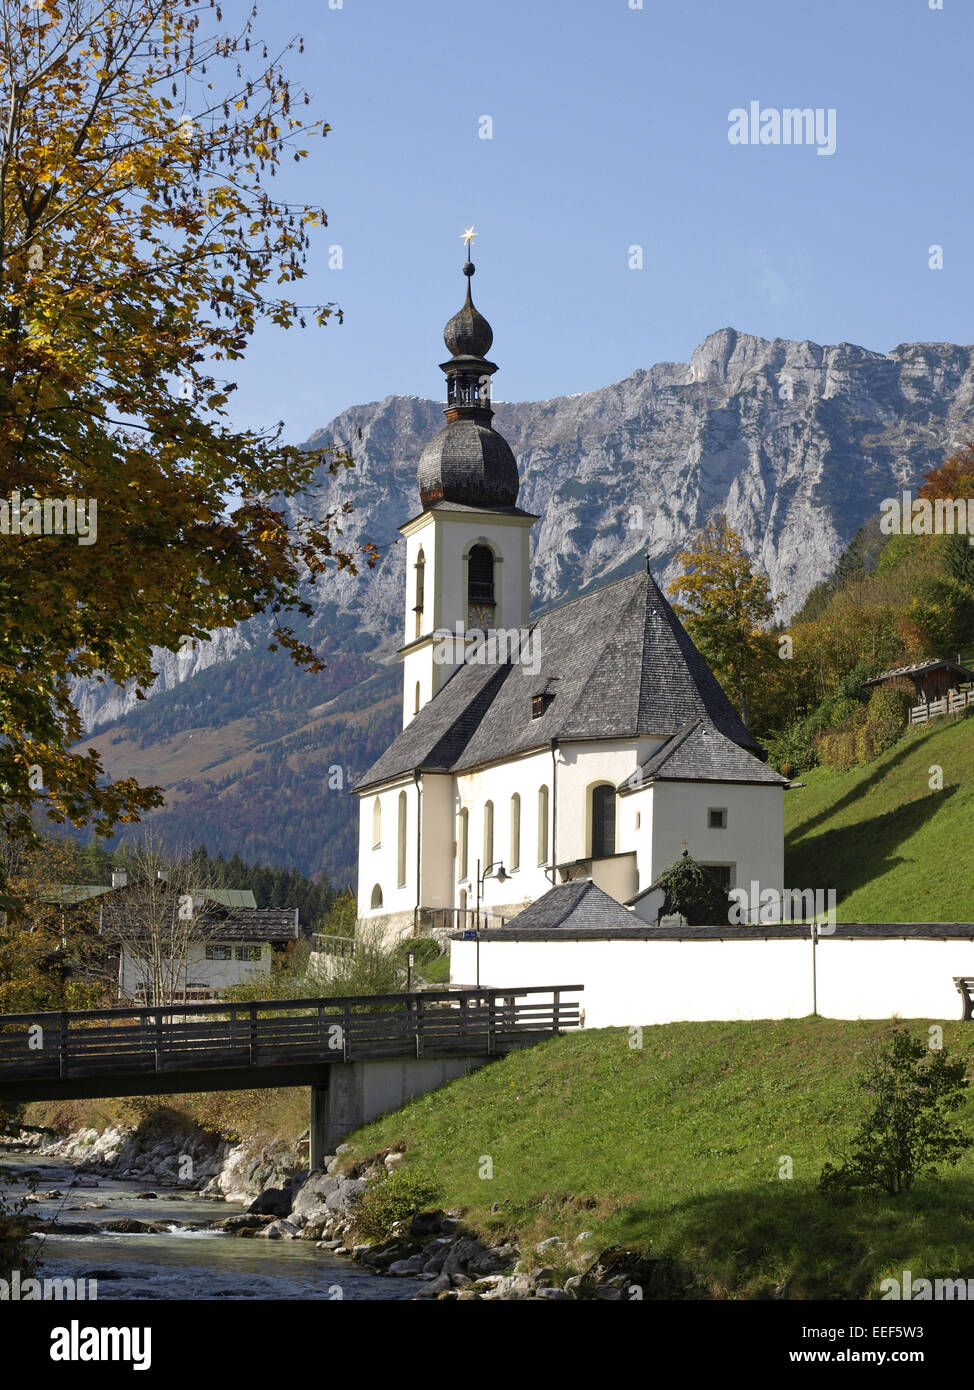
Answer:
[224, 0, 972, 442]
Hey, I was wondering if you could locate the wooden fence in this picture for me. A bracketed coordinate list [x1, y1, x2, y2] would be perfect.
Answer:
[910, 688, 974, 725]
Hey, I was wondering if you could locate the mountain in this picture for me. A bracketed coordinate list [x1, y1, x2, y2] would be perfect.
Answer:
[73, 327, 974, 885]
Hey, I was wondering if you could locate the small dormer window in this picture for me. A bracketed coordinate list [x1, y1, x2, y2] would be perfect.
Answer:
[532, 679, 557, 718]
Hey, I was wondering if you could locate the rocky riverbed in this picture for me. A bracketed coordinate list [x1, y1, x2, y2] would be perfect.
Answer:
[8, 1119, 668, 1300]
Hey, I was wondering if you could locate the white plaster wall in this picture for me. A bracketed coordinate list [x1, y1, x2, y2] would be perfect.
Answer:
[449, 935, 974, 1027]
[450, 936, 813, 1026]
[356, 777, 417, 921]
[434, 512, 532, 633]
[399, 511, 532, 726]
[816, 939, 974, 1020]
[455, 751, 553, 913]
[617, 782, 656, 892]
[402, 516, 436, 642]
[590, 852, 638, 903]
[419, 773, 456, 909]
[650, 781, 784, 893]
[120, 941, 271, 1000]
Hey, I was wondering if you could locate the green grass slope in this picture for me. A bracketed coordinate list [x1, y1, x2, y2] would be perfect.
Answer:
[785, 712, 974, 921]
[345, 1019, 974, 1299]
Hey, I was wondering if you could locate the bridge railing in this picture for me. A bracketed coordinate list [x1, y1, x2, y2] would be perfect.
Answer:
[0, 986, 583, 1084]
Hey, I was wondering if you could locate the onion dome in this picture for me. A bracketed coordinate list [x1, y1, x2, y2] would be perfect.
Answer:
[417, 234, 520, 510]
[443, 263, 494, 358]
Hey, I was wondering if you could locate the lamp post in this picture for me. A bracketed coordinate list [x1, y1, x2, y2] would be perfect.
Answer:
[474, 857, 509, 988]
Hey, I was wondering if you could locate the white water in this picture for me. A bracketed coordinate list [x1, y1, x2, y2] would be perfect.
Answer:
[2, 1153, 420, 1301]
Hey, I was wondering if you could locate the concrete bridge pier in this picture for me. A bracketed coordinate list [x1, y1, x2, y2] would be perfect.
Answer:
[310, 1056, 488, 1170]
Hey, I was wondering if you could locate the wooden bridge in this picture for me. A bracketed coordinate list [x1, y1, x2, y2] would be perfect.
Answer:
[0, 986, 583, 1165]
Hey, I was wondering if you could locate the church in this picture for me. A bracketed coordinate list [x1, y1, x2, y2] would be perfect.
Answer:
[354, 241, 787, 943]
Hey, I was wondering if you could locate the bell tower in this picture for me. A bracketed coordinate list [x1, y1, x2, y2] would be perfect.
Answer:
[399, 231, 537, 728]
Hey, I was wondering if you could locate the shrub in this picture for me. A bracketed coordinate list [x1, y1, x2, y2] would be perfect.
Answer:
[818, 727, 857, 772]
[655, 851, 730, 926]
[863, 686, 911, 756]
[820, 1028, 972, 1195]
[353, 1168, 441, 1241]
[764, 720, 818, 778]
[396, 937, 441, 967]
[0, 1166, 36, 1283]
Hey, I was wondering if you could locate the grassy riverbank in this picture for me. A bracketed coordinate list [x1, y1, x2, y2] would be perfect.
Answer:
[340, 1018, 974, 1299]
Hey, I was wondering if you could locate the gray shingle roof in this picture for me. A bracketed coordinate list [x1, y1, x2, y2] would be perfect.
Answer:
[107, 907, 299, 943]
[502, 880, 636, 931]
[618, 719, 789, 790]
[356, 569, 761, 791]
[864, 658, 974, 685]
[198, 908, 299, 942]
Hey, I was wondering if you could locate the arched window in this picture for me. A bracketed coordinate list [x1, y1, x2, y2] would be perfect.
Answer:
[459, 887, 468, 915]
[371, 797, 381, 850]
[509, 793, 521, 871]
[457, 807, 469, 881]
[483, 799, 494, 869]
[414, 549, 425, 638]
[370, 883, 383, 910]
[537, 785, 549, 864]
[591, 784, 617, 859]
[397, 790, 407, 888]
[414, 681, 421, 716]
[467, 545, 495, 628]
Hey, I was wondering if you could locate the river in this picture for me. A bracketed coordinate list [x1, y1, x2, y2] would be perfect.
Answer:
[1, 1153, 421, 1301]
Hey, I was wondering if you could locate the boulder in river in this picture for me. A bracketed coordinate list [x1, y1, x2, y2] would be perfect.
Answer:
[101, 1218, 166, 1234]
[247, 1186, 291, 1217]
[212, 1213, 273, 1233]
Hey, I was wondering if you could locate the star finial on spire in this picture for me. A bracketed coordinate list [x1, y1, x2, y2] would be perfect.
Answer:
[462, 226, 478, 247]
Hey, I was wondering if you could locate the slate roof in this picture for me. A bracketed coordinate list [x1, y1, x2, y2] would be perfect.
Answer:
[356, 569, 761, 791]
[198, 907, 299, 942]
[503, 880, 637, 931]
[617, 719, 789, 791]
[106, 907, 299, 943]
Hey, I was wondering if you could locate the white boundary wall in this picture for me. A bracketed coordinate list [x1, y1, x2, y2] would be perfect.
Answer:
[449, 935, 974, 1027]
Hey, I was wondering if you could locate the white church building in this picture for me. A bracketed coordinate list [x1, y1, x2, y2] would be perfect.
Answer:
[354, 247, 788, 944]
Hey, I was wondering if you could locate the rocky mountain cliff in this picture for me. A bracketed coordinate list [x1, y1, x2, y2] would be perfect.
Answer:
[71, 327, 974, 882]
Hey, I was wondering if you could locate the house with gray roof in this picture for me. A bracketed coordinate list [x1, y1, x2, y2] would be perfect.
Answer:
[354, 245, 787, 944]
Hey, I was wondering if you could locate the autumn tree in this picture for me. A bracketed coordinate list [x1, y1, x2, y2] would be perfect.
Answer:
[0, 0, 374, 903]
[0, 831, 104, 1011]
[912, 444, 974, 653]
[668, 515, 781, 727]
[98, 836, 222, 1005]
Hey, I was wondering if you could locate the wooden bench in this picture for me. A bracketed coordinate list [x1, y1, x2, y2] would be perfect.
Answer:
[953, 977, 974, 1020]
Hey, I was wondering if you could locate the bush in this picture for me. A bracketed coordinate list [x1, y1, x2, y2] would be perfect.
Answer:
[0, 1166, 36, 1283]
[820, 1028, 972, 1195]
[817, 727, 857, 772]
[863, 686, 911, 758]
[395, 937, 441, 967]
[353, 1168, 441, 1242]
[655, 851, 730, 926]
[764, 719, 818, 778]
